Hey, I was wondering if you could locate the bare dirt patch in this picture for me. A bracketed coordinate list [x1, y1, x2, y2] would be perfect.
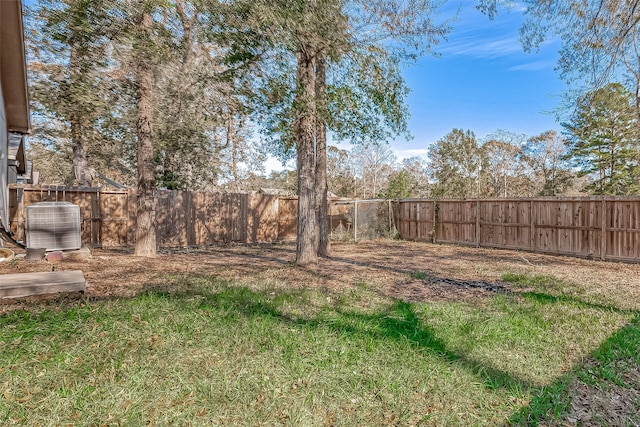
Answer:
[2, 240, 639, 311]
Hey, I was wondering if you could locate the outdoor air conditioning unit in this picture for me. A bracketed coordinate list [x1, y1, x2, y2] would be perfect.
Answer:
[26, 202, 82, 251]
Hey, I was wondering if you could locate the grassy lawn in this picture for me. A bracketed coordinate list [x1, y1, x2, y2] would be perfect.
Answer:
[1, 259, 639, 425]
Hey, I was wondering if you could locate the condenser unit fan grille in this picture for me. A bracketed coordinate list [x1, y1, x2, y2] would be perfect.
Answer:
[26, 202, 82, 251]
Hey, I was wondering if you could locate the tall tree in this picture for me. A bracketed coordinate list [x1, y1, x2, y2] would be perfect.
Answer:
[522, 130, 574, 196]
[295, 45, 319, 264]
[481, 130, 528, 197]
[478, 0, 640, 119]
[382, 157, 430, 199]
[315, 53, 330, 257]
[231, 0, 350, 265]
[428, 129, 483, 198]
[132, 0, 158, 257]
[563, 83, 640, 195]
[154, 0, 255, 191]
[224, 0, 450, 264]
[27, 0, 125, 186]
[383, 170, 418, 199]
[352, 142, 396, 198]
[327, 146, 356, 197]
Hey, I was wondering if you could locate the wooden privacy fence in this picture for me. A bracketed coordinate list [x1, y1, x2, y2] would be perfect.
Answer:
[8, 186, 640, 263]
[396, 198, 640, 263]
[8, 185, 282, 247]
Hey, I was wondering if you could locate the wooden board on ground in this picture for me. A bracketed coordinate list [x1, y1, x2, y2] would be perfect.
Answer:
[0, 270, 86, 298]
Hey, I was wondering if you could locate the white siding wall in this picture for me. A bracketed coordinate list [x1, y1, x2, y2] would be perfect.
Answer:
[0, 85, 8, 229]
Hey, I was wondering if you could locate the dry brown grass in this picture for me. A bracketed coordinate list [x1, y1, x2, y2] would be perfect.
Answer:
[2, 240, 639, 312]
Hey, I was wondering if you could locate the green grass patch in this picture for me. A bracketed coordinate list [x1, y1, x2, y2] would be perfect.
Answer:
[410, 271, 428, 280]
[502, 272, 565, 290]
[1, 273, 638, 426]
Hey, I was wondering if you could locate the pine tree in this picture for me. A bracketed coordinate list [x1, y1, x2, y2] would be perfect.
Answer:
[563, 83, 640, 195]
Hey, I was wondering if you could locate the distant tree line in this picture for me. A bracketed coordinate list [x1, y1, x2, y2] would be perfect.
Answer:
[297, 82, 640, 200]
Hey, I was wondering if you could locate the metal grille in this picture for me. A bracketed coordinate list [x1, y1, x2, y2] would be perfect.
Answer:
[26, 202, 81, 250]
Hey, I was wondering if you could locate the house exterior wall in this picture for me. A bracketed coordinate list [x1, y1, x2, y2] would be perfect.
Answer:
[0, 85, 8, 229]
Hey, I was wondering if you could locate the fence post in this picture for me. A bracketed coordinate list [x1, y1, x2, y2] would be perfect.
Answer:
[354, 200, 358, 242]
[475, 200, 480, 247]
[388, 200, 392, 236]
[601, 199, 607, 261]
[274, 197, 279, 241]
[432, 199, 437, 244]
[417, 202, 421, 240]
[17, 187, 24, 242]
[91, 189, 100, 247]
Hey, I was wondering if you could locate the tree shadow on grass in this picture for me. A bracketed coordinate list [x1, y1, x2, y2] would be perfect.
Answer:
[148, 284, 536, 395]
[147, 282, 640, 425]
[505, 312, 640, 426]
[520, 291, 635, 315]
[3, 274, 638, 426]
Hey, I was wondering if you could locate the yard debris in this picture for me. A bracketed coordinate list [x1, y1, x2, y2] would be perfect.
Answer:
[431, 277, 510, 293]
[564, 377, 640, 426]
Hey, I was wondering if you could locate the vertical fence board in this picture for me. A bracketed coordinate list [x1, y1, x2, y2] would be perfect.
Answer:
[277, 197, 297, 241]
[99, 190, 129, 247]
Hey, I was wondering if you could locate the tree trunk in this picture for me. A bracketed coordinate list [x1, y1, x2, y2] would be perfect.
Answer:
[229, 113, 240, 190]
[315, 53, 331, 257]
[71, 121, 92, 187]
[295, 47, 318, 266]
[134, 5, 157, 257]
[69, 45, 92, 187]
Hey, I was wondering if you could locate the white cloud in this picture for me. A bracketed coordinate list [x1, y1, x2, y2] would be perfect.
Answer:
[508, 60, 555, 71]
[440, 35, 523, 58]
[392, 148, 430, 161]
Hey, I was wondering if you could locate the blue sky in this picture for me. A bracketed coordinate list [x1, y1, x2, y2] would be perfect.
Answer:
[21, 0, 567, 171]
[267, 1, 568, 171]
[389, 1, 566, 160]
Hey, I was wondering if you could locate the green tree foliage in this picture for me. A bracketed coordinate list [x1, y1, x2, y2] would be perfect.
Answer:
[383, 170, 418, 199]
[27, 0, 259, 192]
[222, 0, 450, 264]
[563, 83, 640, 195]
[327, 146, 356, 198]
[428, 129, 483, 198]
[153, 0, 260, 191]
[27, 0, 133, 186]
[387, 157, 431, 199]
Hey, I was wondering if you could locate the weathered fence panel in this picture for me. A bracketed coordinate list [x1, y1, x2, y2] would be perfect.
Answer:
[396, 199, 435, 242]
[531, 199, 603, 257]
[480, 199, 532, 250]
[9, 186, 282, 247]
[606, 199, 640, 260]
[397, 197, 640, 263]
[277, 197, 298, 241]
[9, 186, 640, 263]
[437, 200, 477, 246]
